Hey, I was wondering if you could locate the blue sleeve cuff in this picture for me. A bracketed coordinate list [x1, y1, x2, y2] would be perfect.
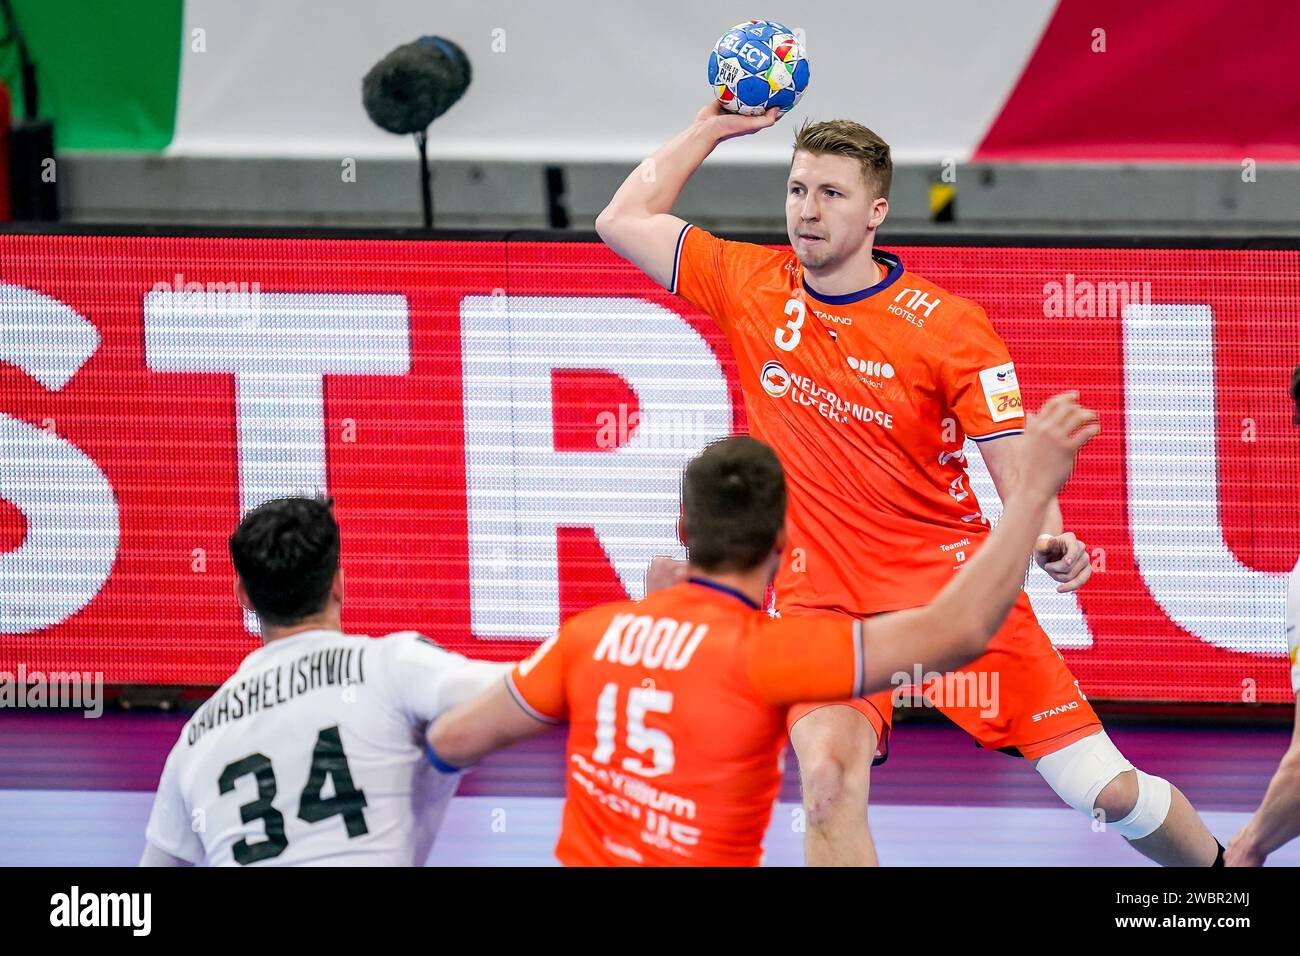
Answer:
[425, 740, 468, 775]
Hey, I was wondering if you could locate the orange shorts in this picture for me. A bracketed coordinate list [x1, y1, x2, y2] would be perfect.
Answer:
[784, 592, 1102, 764]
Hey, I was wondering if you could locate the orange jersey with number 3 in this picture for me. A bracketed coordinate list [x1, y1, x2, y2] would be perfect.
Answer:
[672, 225, 1026, 616]
[508, 579, 864, 866]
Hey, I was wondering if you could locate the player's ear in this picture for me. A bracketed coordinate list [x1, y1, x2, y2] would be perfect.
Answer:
[234, 577, 253, 613]
[870, 197, 889, 231]
[676, 512, 687, 548]
[772, 526, 789, 559]
[331, 568, 345, 607]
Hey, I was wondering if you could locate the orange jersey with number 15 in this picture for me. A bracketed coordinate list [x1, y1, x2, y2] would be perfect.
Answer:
[508, 578, 864, 866]
[671, 225, 1026, 617]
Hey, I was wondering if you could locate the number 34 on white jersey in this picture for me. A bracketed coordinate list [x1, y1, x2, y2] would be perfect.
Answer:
[144, 629, 508, 866]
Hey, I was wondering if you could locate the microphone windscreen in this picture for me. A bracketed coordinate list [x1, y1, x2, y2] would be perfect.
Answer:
[362, 36, 472, 135]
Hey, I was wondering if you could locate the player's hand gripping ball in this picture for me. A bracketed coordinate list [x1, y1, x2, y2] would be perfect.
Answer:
[709, 20, 810, 116]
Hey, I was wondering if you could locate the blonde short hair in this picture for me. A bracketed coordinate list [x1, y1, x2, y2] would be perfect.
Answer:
[791, 119, 893, 200]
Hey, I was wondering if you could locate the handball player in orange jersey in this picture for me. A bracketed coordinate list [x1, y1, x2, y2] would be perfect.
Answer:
[429, 399, 1096, 865]
[591, 102, 1222, 866]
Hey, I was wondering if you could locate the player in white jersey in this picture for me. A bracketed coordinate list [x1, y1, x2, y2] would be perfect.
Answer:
[140, 497, 508, 866]
[1226, 366, 1300, 865]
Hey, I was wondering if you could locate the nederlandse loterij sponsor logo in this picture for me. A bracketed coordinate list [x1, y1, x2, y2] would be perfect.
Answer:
[760, 360, 791, 398]
[760, 360, 895, 430]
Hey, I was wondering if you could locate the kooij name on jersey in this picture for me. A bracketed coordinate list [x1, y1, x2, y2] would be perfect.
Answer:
[187, 645, 367, 746]
[592, 613, 708, 670]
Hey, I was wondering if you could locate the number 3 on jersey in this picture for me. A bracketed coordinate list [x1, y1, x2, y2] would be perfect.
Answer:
[591, 682, 674, 778]
[775, 297, 805, 352]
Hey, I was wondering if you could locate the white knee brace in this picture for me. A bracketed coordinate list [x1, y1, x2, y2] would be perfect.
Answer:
[1034, 731, 1172, 840]
[1110, 769, 1173, 840]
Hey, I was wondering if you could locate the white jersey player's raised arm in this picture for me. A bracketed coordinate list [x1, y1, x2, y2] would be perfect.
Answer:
[140, 497, 508, 867]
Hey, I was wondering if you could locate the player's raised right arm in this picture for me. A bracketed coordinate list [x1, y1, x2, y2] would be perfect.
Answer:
[859, 393, 1099, 687]
[595, 102, 779, 289]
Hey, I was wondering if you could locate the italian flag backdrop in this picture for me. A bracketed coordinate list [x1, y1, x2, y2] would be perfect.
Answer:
[6, 0, 1298, 163]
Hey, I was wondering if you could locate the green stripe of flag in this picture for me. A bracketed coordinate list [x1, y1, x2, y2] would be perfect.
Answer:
[0, 0, 183, 151]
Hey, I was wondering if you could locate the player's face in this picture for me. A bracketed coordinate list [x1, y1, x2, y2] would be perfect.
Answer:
[786, 152, 877, 270]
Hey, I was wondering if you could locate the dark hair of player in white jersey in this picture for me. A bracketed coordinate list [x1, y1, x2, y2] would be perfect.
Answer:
[681, 436, 787, 574]
[228, 496, 340, 626]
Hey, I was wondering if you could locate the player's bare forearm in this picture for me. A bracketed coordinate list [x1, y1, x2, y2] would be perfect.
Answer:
[980, 432, 1092, 590]
[600, 121, 720, 220]
[1041, 497, 1064, 536]
[1233, 727, 1300, 862]
[426, 679, 551, 769]
[594, 123, 715, 288]
[981, 434, 1063, 534]
[599, 104, 779, 222]
[596, 105, 778, 289]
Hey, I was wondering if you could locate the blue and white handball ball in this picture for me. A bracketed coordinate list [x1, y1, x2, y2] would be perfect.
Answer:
[708, 19, 810, 116]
